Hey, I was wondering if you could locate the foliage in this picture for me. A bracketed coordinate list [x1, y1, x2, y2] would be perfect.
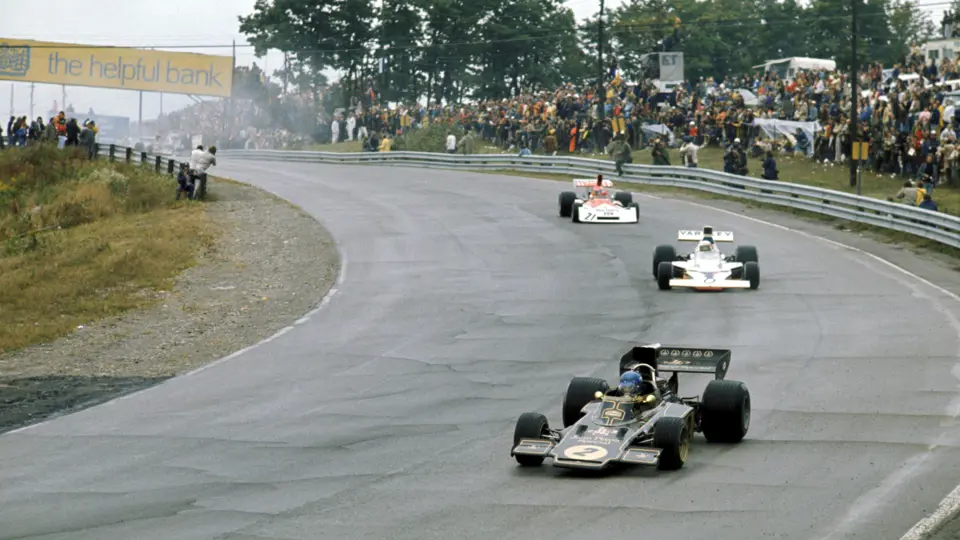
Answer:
[391, 122, 466, 152]
[237, 0, 937, 106]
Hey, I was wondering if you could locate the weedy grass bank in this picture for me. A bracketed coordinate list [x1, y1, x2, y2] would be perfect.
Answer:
[0, 145, 214, 353]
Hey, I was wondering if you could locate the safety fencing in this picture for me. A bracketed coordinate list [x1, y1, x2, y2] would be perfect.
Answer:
[216, 149, 960, 250]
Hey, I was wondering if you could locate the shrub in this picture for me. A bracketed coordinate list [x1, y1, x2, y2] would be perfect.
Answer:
[392, 122, 467, 152]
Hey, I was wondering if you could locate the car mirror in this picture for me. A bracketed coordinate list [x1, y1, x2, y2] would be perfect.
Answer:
[643, 394, 657, 404]
[594, 391, 604, 399]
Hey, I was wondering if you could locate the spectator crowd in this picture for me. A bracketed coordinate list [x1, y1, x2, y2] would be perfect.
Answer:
[2, 111, 99, 158]
[310, 44, 958, 211]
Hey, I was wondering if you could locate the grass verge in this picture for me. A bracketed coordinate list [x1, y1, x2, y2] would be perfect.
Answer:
[0, 145, 214, 353]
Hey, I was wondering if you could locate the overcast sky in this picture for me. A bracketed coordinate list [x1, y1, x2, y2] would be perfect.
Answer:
[1, 0, 947, 123]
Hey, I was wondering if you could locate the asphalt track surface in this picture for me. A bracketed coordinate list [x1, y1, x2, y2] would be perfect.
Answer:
[1, 161, 960, 540]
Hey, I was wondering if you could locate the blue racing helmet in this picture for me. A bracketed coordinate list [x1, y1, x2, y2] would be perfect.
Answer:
[618, 371, 642, 396]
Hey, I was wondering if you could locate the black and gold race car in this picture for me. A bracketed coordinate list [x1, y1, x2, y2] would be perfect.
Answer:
[510, 344, 751, 471]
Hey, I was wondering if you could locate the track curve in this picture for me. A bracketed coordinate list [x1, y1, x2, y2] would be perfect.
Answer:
[1, 162, 959, 540]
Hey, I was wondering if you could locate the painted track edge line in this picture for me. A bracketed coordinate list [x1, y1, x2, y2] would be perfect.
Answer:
[3, 242, 348, 437]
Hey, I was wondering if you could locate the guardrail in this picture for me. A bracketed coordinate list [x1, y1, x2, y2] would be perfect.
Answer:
[216, 149, 960, 250]
[94, 143, 185, 173]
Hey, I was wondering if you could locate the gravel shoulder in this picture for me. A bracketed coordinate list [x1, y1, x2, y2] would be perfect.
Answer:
[0, 178, 339, 433]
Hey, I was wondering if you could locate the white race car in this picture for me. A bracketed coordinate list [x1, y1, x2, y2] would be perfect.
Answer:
[652, 226, 760, 291]
[558, 178, 639, 223]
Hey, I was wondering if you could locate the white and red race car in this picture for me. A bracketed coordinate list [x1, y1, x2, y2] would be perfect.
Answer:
[558, 178, 639, 223]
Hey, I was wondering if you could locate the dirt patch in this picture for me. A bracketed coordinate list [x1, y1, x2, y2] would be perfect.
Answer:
[0, 178, 338, 433]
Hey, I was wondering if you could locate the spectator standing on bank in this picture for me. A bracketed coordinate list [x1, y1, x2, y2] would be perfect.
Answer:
[445, 131, 456, 154]
[680, 137, 700, 167]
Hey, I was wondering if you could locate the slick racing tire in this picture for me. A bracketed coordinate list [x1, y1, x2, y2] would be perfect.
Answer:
[653, 245, 677, 277]
[653, 416, 690, 470]
[514, 412, 550, 466]
[744, 261, 760, 290]
[614, 191, 633, 207]
[700, 380, 751, 443]
[571, 202, 583, 223]
[562, 377, 609, 428]
[558, 191, 577, 218]
[735, 245, 759, 264]
[657, 261, 674, 290]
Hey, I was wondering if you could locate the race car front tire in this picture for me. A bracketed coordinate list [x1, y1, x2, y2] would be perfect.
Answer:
[558, 191, 576, 217]
[562, 377, 609, 427]
[653, 245, 677, 277]
[744, 261, 760, 289]
[514, 412, 550, 466]
[657, 262, 673, 290]
[735, 245, 759, 264]
[615, 191, 633, 207]
[700, 380, 751, 443]
[653, 416, 690, 470]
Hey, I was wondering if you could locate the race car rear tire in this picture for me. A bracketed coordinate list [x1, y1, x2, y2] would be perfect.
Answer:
[653, 416, 690, 470]
[657, 261, 673, 290]
[615, 191, 633, 207]
[514, 412, 550, 466]
[744, 261, 760, 289]
[653, 245, 677, 277]
[571, 202, 583, 223]
[559, 191, 576, 217]
[735, 245, 759, 264]
[562, 377, 609, 428]
[700, 380, 751, 443]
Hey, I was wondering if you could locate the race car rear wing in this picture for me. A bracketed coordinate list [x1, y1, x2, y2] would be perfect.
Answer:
[678, 228, 734, 242]
[619, 344, 731, 380]
[573, 178, 614, 188]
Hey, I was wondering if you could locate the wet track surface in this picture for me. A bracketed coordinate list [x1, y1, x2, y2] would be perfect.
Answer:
[1, 162, 959, 540]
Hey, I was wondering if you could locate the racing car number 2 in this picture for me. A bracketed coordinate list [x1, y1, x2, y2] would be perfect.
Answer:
[563, 445, 609, 460]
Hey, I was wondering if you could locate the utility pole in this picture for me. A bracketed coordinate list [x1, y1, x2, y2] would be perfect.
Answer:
[598, 0, 606, 151]
[849, 0, 859, 187]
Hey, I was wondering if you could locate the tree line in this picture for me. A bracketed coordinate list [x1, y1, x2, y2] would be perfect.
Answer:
[237, 0, 935, 107]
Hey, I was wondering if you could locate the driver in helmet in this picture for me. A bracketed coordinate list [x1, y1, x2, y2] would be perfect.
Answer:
[589, 174, 609, 198]
[614, 371, 658, 411]
[697, 240, 716, 253]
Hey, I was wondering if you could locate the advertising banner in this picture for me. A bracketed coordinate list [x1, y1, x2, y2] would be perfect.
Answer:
[0, 38, 233, 97]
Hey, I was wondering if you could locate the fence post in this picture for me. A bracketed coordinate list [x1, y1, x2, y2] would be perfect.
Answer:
[125, 147, 132, 163]
[167, 159, 175, 174]
[93, 143, 100, 160]
[140, 151, 148, 165]
[155, 156, 162, 172]
[109, 144, 116, 161]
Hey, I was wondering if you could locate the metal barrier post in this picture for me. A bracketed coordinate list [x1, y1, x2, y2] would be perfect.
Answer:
[167, 159, 175, 174]
[109, 144, 115, 161]
[140, 151, 148, 165]
[125, 147, 132, 163]
[155, 156, 162, 172]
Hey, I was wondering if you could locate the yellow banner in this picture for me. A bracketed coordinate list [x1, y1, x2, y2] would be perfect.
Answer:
[0, 38, 233, 97]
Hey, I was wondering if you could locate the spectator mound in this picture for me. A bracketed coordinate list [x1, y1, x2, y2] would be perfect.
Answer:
[0, 144, 212, 353]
